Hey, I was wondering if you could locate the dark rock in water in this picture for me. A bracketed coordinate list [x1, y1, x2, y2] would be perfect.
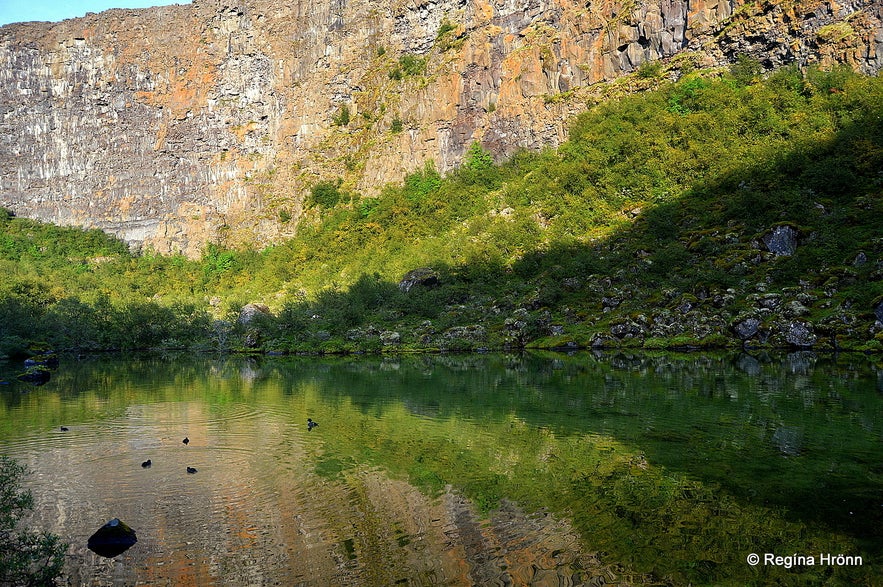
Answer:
[398, 267, 440, 292]
[307, 418, 318, 431]
[761, 225, 798, 257]
[17, 367, 51, 385]
[141, 459, 151, 468]
[87, 518, 137, 558]
[182, 437, 189, 445]
[186, 466, 198, 474]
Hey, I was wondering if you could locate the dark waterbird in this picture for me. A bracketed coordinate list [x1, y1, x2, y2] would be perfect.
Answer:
[186, 466, 198, 474]
[141, 459, 151, 468]
[307, 418, 318, 431]
[60, 426, 69, 432]
[182, 437, 189, 445]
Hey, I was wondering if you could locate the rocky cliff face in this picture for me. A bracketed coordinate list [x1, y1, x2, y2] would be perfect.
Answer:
[1, 0, 880, 256]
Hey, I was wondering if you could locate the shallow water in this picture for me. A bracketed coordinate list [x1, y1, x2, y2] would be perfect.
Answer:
[0, 351, 880, 585]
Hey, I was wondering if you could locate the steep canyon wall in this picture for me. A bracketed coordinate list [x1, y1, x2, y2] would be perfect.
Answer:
[1, 0, 880, 255]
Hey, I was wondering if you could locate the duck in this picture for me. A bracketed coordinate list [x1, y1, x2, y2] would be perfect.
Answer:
[186, 466, 198, 474]
[60, 426, 69, 432]
[141, 459, 152, 468]
[307, 418, 318, 431]
[182, 437, 190, 445]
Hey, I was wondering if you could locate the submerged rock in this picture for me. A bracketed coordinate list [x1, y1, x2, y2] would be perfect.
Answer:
[87, 518, 137, 558]
[17, 367, 51, 385]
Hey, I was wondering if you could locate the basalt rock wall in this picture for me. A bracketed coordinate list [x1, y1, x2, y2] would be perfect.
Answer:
[1, 0, 880, 255]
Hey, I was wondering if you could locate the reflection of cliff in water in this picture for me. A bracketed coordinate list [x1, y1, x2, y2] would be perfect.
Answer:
[1, 351, 880, 585]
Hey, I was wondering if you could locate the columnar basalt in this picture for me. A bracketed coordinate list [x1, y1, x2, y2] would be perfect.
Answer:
[1, 0, 880, 255]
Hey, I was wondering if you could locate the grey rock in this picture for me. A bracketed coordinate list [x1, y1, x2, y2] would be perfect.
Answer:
[380, 331, 401, 345]
[442, 325, 486, 341]
[854, 251, 867, 266]
[875, 300, 883, 323]
[761, 225, 798, 257]
[238, 303, 271, 326]
[399, 268, 440, 292]
[784, 321, 816, 348]
[601, 296, 621, 310]
[757, 294, 781, 309]
[733, 317, 761, 340]
[783, 300, 811, 318]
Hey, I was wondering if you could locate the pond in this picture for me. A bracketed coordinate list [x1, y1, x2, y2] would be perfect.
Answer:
[0, 351, 881, 585]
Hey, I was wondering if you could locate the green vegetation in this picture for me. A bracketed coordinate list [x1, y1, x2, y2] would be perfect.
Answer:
[332, 104, 350, 127]
[0, 457, 66, 585]
[389, 53, 428, 80]
[307, 178, 345, 209]
[0, 65, 881, 355]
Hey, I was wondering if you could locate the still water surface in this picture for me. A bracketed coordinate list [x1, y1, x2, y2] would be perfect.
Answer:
[0, 351, 881, 585]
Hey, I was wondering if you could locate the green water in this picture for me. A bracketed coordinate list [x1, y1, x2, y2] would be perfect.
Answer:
[0, 351, 880, 585]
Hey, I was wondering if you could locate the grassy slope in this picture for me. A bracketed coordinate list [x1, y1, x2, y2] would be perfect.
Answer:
[0, 64, 881, 355]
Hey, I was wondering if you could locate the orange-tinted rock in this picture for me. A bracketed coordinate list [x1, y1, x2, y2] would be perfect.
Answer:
[0, 0, 879, 255]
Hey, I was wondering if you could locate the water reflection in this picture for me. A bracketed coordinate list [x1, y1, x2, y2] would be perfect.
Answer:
[0, 351, 880, 585]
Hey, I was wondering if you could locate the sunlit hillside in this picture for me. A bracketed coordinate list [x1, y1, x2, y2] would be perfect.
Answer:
[1, 63, 881, 357]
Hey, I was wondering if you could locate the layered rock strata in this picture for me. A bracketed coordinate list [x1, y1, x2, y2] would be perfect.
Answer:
[1, 0, 880, 255]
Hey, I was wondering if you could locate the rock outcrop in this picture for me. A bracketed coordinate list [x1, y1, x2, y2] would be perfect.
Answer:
[1, 0, 880, 255]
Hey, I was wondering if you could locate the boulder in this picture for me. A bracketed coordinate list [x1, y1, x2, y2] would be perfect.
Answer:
[733, 317, 761, 340]
[761, 225, 798, 257]
[17, 367, 51, 385]
[238, 303, 271, 326]
[398, 268, 440, 292]
[784, 321, 816, 348]
[875, 300, 883, 324]
[380, 331, 401, 346]
[24, 353, 59, 369]
[440, 325, 486, 350]
[87, 518, 137, 558]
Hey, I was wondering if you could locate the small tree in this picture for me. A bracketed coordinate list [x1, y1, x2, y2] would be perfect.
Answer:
[332, 104, 351, 127]
[0, 457, 66, 585]
[463, 141, 494, 171]
[308, 178, 344, 209]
